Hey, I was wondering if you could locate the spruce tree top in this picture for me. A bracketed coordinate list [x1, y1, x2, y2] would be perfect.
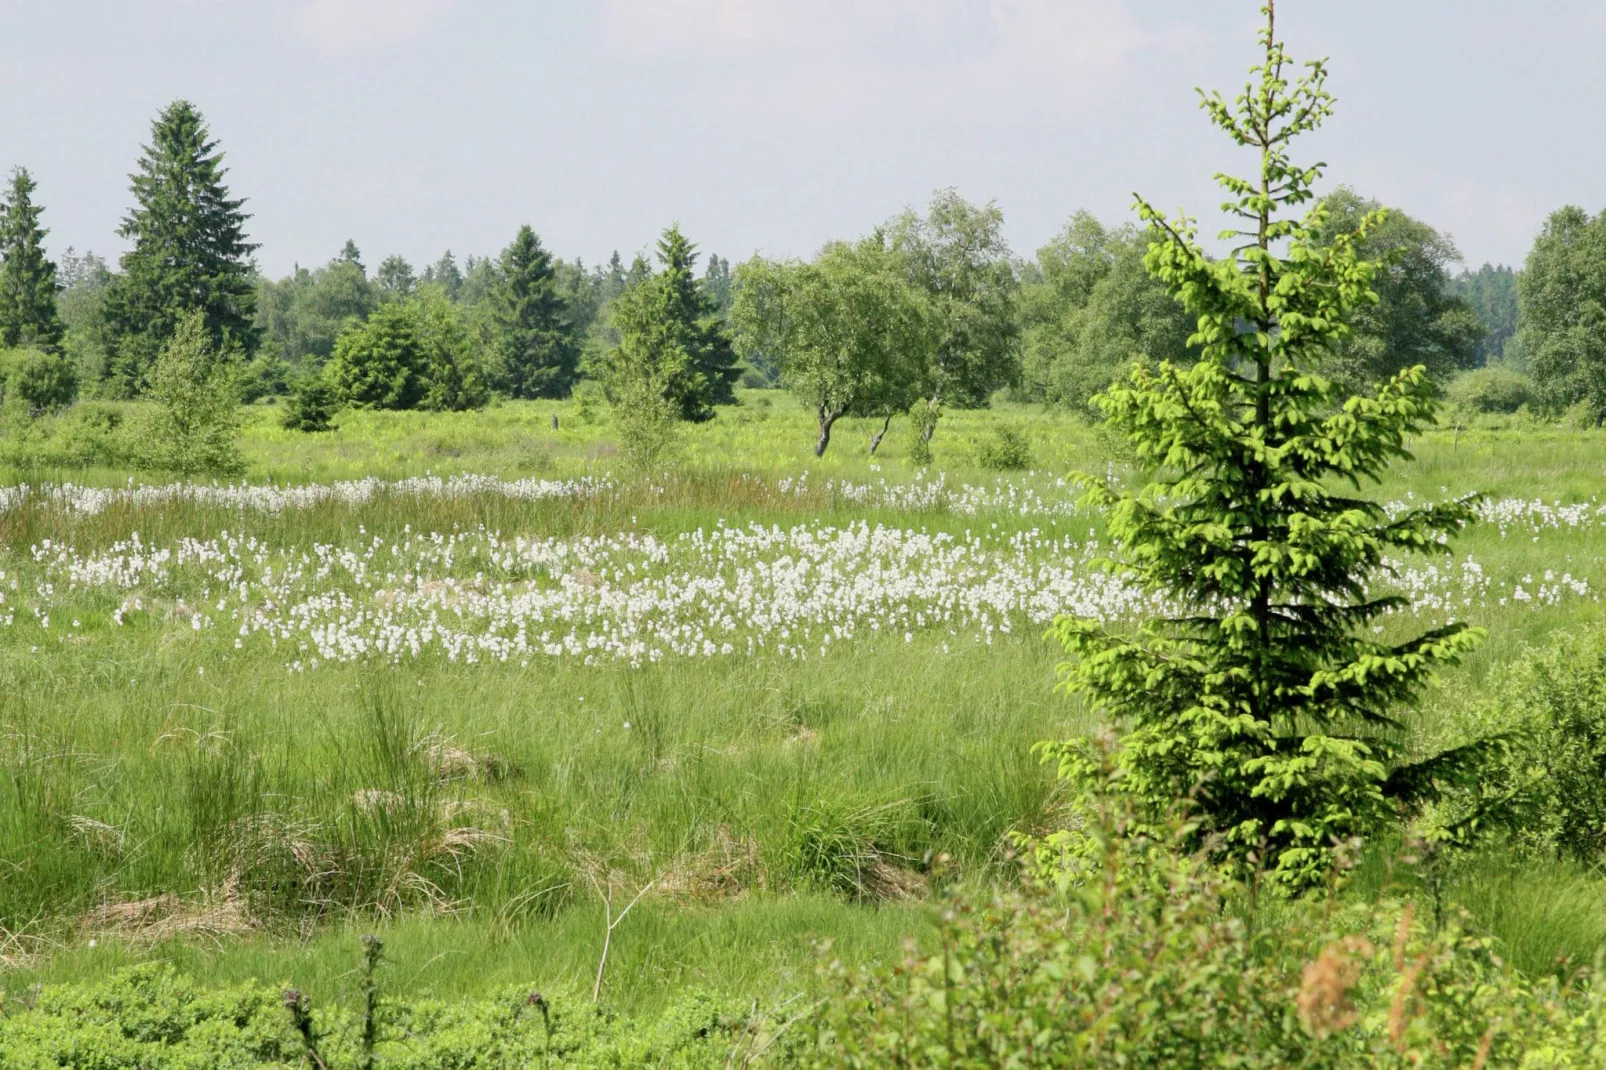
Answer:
[1052, 2, 1483, 890]
[0, 166, 64, 350]
[105, 100, 258, 390]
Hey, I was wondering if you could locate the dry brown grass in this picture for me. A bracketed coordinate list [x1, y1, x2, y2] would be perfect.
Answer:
[83, 881, 255, 946]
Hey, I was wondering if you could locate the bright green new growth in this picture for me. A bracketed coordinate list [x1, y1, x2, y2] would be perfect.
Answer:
[142, 309, 244, 478]
[1052, 2, 1484, 889]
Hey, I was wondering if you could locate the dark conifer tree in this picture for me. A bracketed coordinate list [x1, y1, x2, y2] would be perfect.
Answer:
[491, 225, 577, 398]
[654, 226, 739, 420]
[103, 100, 258, 394]
[0, 167, 64, 350]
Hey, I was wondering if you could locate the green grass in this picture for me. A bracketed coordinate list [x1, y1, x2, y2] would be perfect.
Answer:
[7, 394, 1606, 1016]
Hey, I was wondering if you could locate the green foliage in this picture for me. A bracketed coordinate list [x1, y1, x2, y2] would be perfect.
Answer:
[0, 346, 78, 416]
[281, 374, 342, 433]
[255, 242, 378, 381]
[490, 225, 578, 399]
[813, 765, 1606, 1067]
[731, 240, 930, 457]
[0, 167, 64, 351]
[1053, 6, 1484, 890]
[1448, 366, 1534, 414]
[1451, 263, 1520, 366]
[1436, 628, 1606, 867]
[1313, 187, 1484, 389]
[610, 359, 681, 472]
[103, 100, 259, 395]
[1020, 211, 1198, 414]
[1520, 205, 1606, 420]
[328, 302, 428, 411]
[412, 285, 489, 412]
[139, 309, 244, 478]
[375, 254, 416, 302]
[885, 190, 1020, 435]
[975, 423, 1032, 471]
[0, 964, 790, 1068]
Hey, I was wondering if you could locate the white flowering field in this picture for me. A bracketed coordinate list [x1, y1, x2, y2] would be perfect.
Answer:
[4, 417, 1606, 1006]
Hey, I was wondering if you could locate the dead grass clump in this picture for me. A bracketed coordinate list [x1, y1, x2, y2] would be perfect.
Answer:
[419, 735, 518, 784]
[657, 828, 764, 902]
[84, 881, 254, 946]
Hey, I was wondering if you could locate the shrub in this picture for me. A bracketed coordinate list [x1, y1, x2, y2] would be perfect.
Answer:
[1448, 366, 1533, 414]
[280, 375, 342, 432]
[975, 423, 1031, 470]
[1, 346, 78, 415]
[0, 963, 794, 1068]
[1433, 627, 1606, 866]
[812, 758, 1606, 1067]
[328, 302, 428, 411]
[138, 310, 244, 478]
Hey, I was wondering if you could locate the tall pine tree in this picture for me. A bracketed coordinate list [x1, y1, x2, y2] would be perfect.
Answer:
[0, 167, 65, 350]
[1049, 2, 1484, 890]
[652, 226, 739, 421]
[491, 225, 577, 398]
[103, 100, 259, 394]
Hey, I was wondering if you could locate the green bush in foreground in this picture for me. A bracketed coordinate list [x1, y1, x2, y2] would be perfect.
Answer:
[813, 758, 1606, 1068]
[0, 964, 790, 1069]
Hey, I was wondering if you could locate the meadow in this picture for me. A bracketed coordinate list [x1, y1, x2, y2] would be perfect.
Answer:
[4, 390, 1606, 1039]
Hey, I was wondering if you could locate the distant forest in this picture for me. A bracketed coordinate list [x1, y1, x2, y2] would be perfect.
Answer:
[4, 97, 1601, 441]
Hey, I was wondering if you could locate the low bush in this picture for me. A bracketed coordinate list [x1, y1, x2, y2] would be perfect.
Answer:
[975, 423, 1032, 470]
[1448, 366, 1534, 414]
[1, 346, 78, 416]
[1429, 626, 1606, 867]
[0, 963, 793, 1068]
[281, 376, 342, 433]
[812, 760, 1606, 1068]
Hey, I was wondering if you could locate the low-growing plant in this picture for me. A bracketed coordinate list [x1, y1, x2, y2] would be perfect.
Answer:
[281, 374, 342, 432]
[1448, 366, 1534, 414]
[0, 346, 77, 416]
[812, 769, 1606, 1067]
[975, 423, 1031, 470]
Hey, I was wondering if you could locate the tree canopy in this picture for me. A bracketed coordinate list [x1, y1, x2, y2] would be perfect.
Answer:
[103, 100, 258, 395]
[1519, 206, 1606, 419]
[0, 167, 64, 351]
[732, 239, 930, 456]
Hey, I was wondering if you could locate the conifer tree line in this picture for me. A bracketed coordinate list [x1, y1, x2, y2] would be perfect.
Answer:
[4, 95, 1606, 442]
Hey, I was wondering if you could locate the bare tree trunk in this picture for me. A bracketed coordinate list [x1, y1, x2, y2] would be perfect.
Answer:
[867, 414, 893, 456]
[815, 406, 845, 457]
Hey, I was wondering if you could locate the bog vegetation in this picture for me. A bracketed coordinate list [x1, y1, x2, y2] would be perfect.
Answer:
[7, 3, 1606, 1066]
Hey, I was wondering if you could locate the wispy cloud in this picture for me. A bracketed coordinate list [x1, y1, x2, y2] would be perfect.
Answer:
[292, 0, 455, 56]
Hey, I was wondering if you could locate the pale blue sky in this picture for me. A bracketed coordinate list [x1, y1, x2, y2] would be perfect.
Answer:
[2, 1, 1601, 277]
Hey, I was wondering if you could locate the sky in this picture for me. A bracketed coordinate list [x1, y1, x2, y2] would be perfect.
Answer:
[2, 1, 1602, 278]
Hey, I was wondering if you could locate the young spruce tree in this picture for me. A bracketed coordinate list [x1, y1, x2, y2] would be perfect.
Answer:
[103, 100, 258, 394]
[0, 167, 65, 350]
[1052, 2, 1483, 890]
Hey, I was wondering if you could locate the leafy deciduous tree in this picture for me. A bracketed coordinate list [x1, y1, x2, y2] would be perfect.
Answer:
[141, 309, 244, 477]
[732, 240, 929, 456]
[886, 189, 1020, 444]
[1518, 206, 1606, 420]
[1315, 187, 1483, 388]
